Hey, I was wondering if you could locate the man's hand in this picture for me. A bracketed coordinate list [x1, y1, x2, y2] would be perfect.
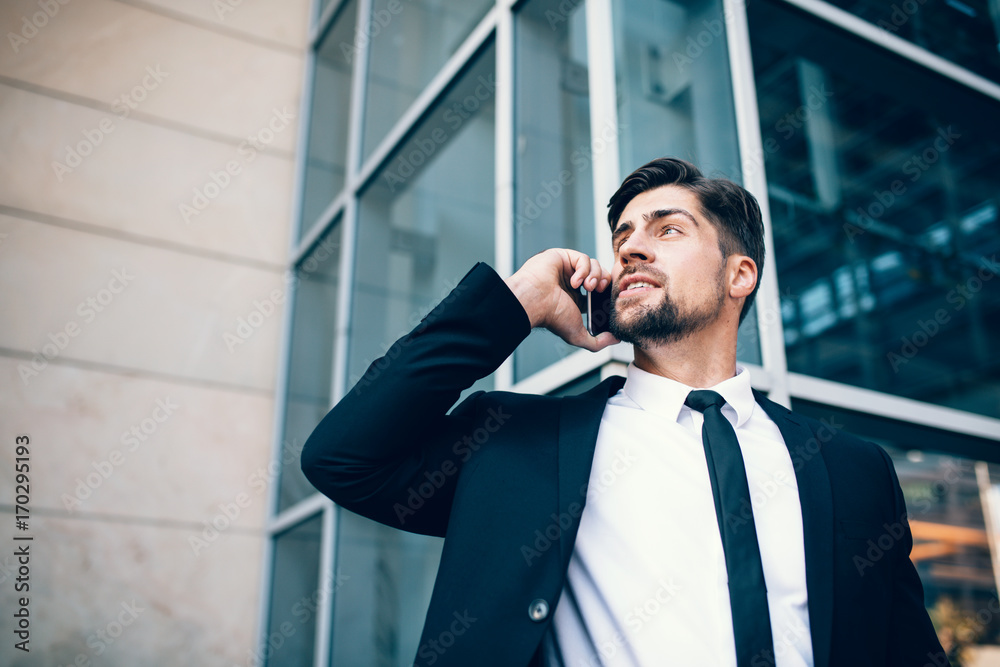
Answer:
[504, 248, 620, 352]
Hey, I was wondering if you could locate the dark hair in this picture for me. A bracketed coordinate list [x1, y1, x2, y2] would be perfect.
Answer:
[607, 157, 765, 325]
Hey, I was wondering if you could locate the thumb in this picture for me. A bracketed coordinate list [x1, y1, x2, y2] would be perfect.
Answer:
[562, 323, 620, 352]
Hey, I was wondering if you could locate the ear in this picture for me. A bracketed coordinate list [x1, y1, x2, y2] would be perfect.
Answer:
[728, 255, 757, 300]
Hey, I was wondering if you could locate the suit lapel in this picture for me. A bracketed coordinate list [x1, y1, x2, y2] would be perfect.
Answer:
[556, 375, 626, 567]
[754, 390, 834, 667]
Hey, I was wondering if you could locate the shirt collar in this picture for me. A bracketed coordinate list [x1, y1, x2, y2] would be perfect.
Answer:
[620, 362, 755, 428]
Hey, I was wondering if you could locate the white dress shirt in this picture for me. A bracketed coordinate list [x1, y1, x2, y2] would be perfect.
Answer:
[546, 363, 813, 666]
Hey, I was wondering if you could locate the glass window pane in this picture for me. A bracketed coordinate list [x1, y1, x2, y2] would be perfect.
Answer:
[334, 48, 494, 666]
[612, 0, 760, 366]
[890, 449, 999, 658]
[361, 0, 494, 159]
[550, 369, 603, 397]
[330, 509, 444, 666]
[751, 0, 1000, 419]
[792, 399, 1000, 659]
[266, 514, 324, 667]
[821, 0, 1000, 85]
[348, 46, 496, 395]
[300, 0, 358, 240]
[513, 0, 594, 381]
[278, 223, 343, 513]
[612, 0, 741, 177]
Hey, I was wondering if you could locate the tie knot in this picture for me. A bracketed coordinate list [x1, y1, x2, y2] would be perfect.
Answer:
[684, 389, 726, 414]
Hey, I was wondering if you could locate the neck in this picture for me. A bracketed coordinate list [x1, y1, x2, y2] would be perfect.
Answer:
[632, 321, 739, 388]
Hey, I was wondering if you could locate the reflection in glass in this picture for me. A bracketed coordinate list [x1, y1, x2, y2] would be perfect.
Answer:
[266, 514, 323, 667]
[300, 0, 359, 239]
[886, 448, 1000, 664]
[551, 369, 603, 397]
[334, 50, 496, 664]
[513, 0, 594, 381]
[362, 0, 494, 159]
[613, 0, 760, 366]
[330, 509, 444, 666]
[793, 398, 1000, 662]
[278, 223, 342, 513]
[751, 0, 1000, 419]
[613, 0, 741, 177]
[349, 46, 496, 393]
[821, 0, 1000, 85]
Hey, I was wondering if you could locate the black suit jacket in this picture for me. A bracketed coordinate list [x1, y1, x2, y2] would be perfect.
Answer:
[301, 263, 949, 667]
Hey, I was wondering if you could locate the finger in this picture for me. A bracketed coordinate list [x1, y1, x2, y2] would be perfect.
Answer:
[580, 332, 620, 352]
[592, 331, 620, 349]
[564, 319, 618, 352]
[567, 251, 591, 290]
[597, 265, 613, 292]
[566, 326, 600, 351]
[571, 255, 599, 292]
[583, 257, 604, 291]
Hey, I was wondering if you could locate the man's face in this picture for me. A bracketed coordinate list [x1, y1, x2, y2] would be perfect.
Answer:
[608, 185, 728, 347]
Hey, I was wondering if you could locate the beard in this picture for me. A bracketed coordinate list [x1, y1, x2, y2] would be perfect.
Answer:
[608, 265, 726, 348]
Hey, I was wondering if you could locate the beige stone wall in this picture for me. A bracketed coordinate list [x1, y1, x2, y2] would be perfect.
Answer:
[0, 0, 311, 663]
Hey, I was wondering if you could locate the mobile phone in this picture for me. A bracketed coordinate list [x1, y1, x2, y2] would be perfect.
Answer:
[586, 287, 612, 336]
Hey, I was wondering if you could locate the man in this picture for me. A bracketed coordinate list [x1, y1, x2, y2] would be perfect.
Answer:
[301, 158, 948, 666]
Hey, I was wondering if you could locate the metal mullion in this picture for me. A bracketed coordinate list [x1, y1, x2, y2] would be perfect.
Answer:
[344, 0, 372, 189]
[601, 361, 629, 382]
[312, 0, 351, 46]
[257, 0, 330, 656]
[330, 195, 357, 408]
[584, 0, 621, 272]
[494, 0, 515, 391]
[330, 0, 372, 409]
[510, 345, 773, 396]
[724, 0, 792, 406]
[307, 0, 373, 663]
[787, 373, 1000, 443]
[291, 32, 321, 251]
[511, 347, 615, 396]
[352, 7, 499, 191]
[609, 342, 634, 366]
[269, 493, 329, 534]
[254, 224, 299, 666]
[293, 191, 349, 265]
[777, 0, 1000, 103]
[313, 501, 338, 667]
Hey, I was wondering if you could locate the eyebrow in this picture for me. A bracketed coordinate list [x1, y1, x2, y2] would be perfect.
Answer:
[612, 208, 699, 241]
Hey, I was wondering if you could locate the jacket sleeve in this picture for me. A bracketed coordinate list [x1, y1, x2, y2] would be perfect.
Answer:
[300, 262, 531, 537]
[878, 446, 952, 667]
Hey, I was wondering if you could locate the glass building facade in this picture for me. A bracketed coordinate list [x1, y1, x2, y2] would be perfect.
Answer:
[262, 0, 1000, 663]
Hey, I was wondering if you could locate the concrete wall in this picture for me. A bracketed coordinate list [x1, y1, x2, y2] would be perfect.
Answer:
[0, 0, 310, 663]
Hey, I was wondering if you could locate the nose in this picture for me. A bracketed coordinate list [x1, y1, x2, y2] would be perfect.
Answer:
[618, 230, 653, 267]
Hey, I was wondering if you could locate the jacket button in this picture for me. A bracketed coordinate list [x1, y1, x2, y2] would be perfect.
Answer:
[528, 599, 549, 622]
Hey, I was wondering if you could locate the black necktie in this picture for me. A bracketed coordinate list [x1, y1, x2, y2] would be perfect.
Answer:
[685, 390, 774, 667]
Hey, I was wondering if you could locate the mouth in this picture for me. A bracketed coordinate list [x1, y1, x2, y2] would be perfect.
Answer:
[616, 275, 661, 297]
